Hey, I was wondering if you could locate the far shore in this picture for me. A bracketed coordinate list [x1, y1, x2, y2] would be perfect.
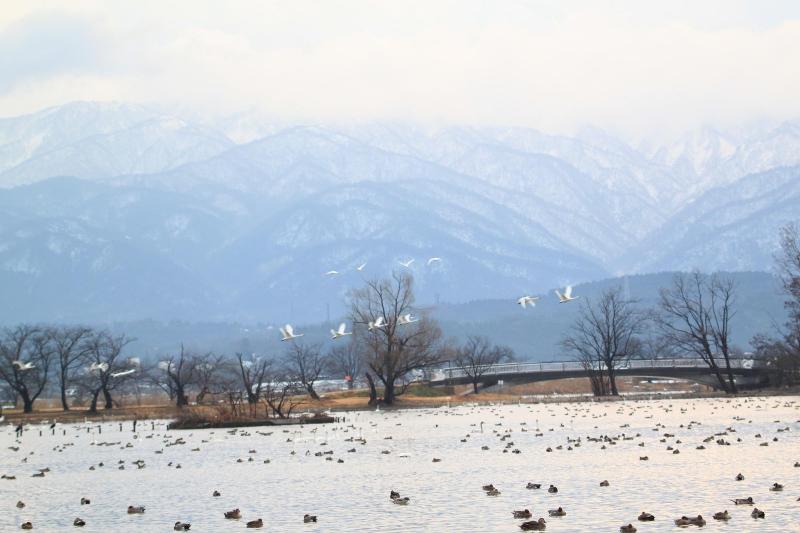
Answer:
[3, 379, 797, 426]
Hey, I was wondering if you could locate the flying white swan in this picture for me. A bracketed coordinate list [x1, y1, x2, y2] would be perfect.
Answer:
[89, 362, 109, 373]
[517, 296, 540, 308]
[397, 313, 419, 325]
[398, 259, 415, 268]
[368, 316, 386, 331]
[324, 270, 340, 277]
[427, 257, 442, 266]
[111, 369, 136, 378]
[330, 322, 352, 340]
[555, 285, 579, 303]
[12, 361, 35, 371]
[356, 262, 367, 272]
[280, 324, 304, 341]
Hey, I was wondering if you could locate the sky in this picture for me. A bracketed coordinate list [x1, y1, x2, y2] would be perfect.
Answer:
[1, 0, 800, 138]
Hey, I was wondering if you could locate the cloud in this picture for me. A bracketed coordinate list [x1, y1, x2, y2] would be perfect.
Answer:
[0, 11, 103, 93]
[0, 0, 799, 137]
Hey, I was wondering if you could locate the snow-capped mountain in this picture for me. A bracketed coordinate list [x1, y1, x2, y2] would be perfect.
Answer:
[0, 102, 798, 324]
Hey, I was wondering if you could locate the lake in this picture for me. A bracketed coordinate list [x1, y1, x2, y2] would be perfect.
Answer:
[1, 396, 798, 532]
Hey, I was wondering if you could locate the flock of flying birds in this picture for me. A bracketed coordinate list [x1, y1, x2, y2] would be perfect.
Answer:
[278, 258, 581, 343]
[10, 360, 135, 379]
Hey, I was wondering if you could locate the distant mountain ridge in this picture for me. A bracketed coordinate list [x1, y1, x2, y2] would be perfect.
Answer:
[0, 102, 798, 324]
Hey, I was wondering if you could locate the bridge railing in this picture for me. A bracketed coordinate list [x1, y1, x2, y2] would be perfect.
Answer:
[431, 358, 755, 382]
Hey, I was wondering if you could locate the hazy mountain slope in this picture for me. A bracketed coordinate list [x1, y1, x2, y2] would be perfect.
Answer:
[0, 213, 223, 324]
[0, 103, 798, 326]
[103, 272, 786, 361]
[209, 178, 608, 323]
[0, 102, 233, 187]
[628, 166, 800, 272]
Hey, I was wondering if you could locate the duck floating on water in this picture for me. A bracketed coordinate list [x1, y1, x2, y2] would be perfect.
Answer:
[20, 522, 33, 530]
[520, 518, 546, 530]
[548, 507, 566, 517]
[751, 508, 765, 519]
[620, 524, 637, 533]
[712, 510, 730, 521]
[769, 483, 783, 491]
[689, 515, 706, 526]
[174, 521, 191, 530]
[73, 518, 86, 527]
[637, 512, 654, 521]
[246, 518, 263, 528]
[224, 509, 241, 519]
[674, 516, 692, 527]
[127, 506, 145, 514]
[547, 485, 558, 493]
[513, 509, 532, 519]
[731, 497, 754, 505]
[303, 514, 317, 523]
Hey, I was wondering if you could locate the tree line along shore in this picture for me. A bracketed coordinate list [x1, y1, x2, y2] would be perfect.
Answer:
[1, 224, 799, 422]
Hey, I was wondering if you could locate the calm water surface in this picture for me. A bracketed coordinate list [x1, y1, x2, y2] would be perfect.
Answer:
[1, 396, 798, 532]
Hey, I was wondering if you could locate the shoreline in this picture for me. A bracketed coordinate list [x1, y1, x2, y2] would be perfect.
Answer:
[2, 386, 797, 426]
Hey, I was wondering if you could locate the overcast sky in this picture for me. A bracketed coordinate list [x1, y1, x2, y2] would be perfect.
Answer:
[1, 0, 799, 137]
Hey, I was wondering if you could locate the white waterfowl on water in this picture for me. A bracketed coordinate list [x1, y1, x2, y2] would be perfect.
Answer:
[330, 323, 352, 340]
[280, 324, 304, 341]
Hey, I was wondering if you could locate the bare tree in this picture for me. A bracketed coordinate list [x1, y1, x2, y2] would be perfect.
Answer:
[235, 352, 272, 407]
[284, 343, 326, 400]
[453, 335, 513, 394]
[327, 340, 362, 390]
[349, 272, 444, 405]
[263, 371, 304, 418]
[752, 333, 799, 387]
[562, 286, 646, 396]
[656, 272, 738, 393]
[750, 223, 800, 386]
[50, 326, 93, 411]
[192, 353, 227, 404]
[143, 358, 176, 402]
[82, 331, 134, 412]
[162, 345, 198, 408]
[0, 325, 54, 412]
[777, 222, 800, 324]
[577, 348, 610, 396]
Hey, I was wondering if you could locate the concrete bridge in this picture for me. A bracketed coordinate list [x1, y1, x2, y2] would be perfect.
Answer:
[429, 358, 770, 389]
